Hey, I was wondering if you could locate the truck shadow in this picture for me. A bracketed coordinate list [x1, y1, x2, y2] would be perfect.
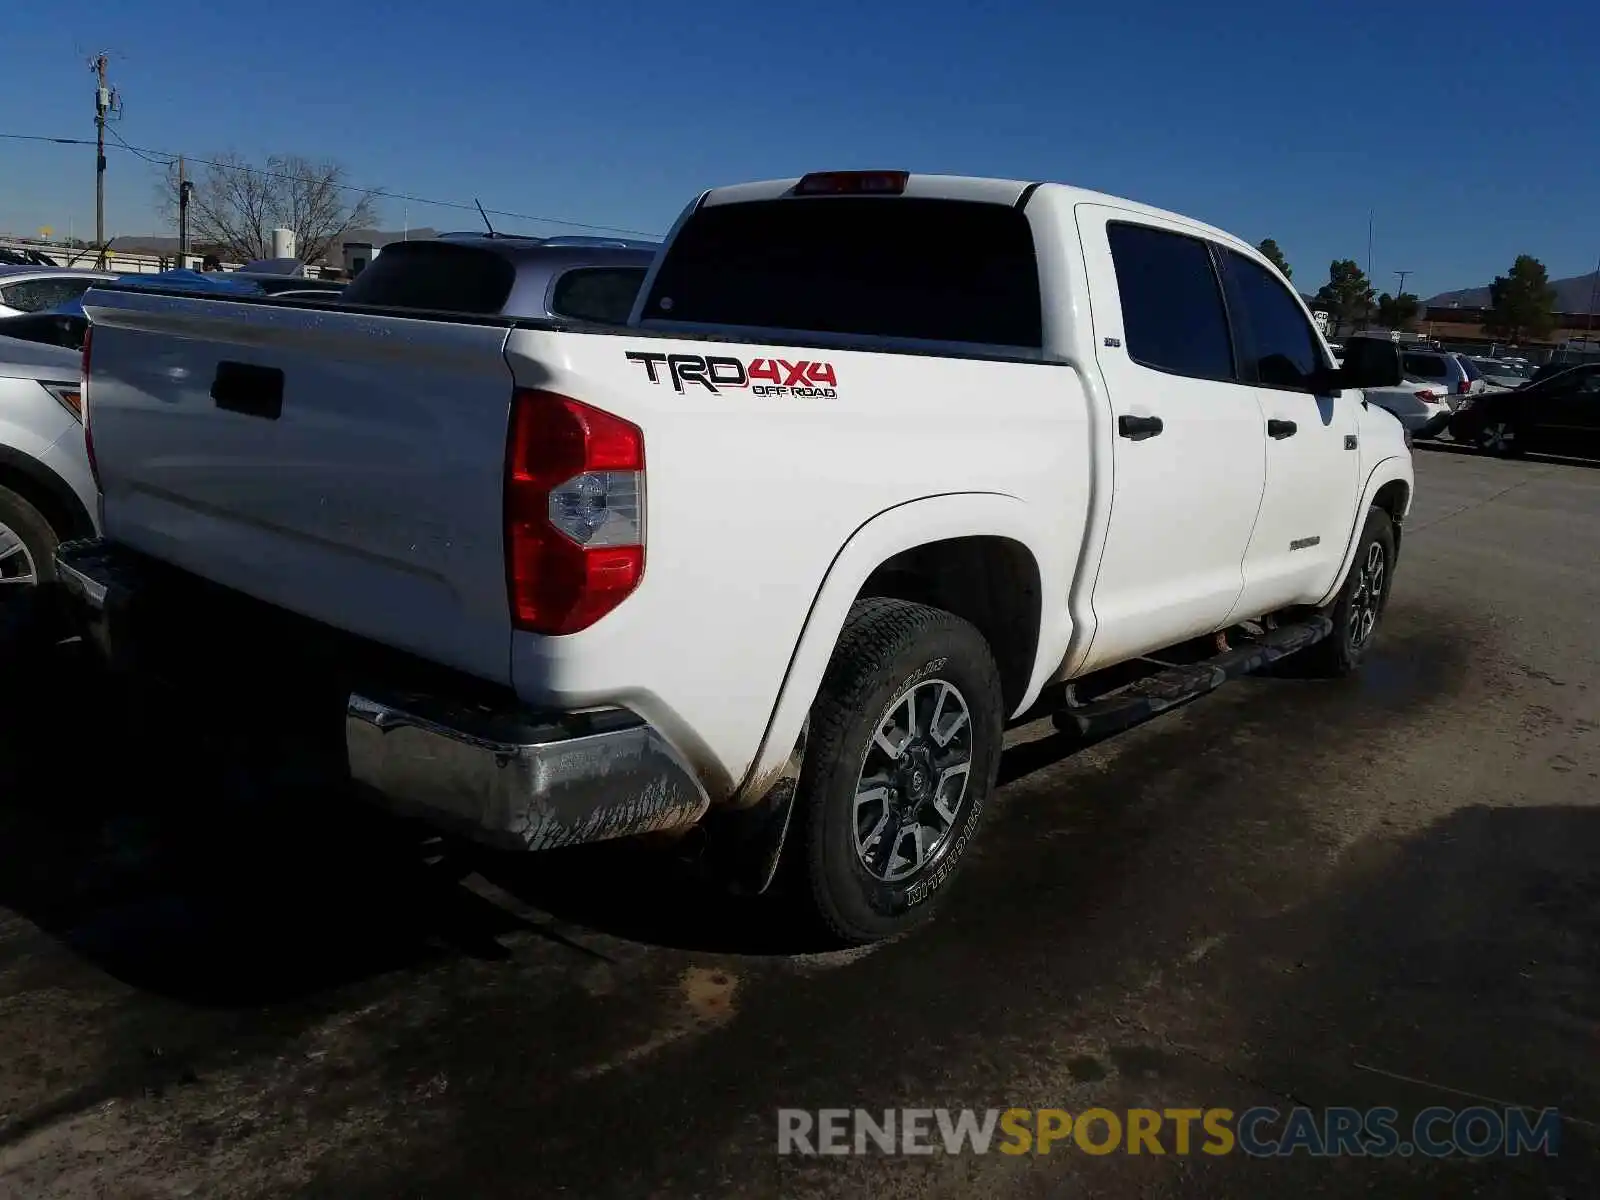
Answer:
[0, 644, 557, 1007]
[0, 643, 1103, 998]
[0, 618, 1472, 1003]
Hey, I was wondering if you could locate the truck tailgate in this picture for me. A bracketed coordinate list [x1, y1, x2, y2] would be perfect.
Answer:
[83, 288, 518, 684]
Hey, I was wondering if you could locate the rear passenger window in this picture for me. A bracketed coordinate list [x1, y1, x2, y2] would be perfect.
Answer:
[644, 198, 1043, 348]
[1223, 250, 1326, 389]
[1403, 353, 1448, 377]
[550, 266, 647, 324]
[340, 242, 515, 314]
[1107, 223, 1234, 381]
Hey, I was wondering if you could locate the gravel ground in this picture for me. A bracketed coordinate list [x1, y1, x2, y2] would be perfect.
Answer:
[0, 445, 1595, 1199]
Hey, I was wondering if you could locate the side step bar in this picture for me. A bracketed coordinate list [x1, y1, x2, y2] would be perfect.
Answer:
[1052, 616, 1333, 739]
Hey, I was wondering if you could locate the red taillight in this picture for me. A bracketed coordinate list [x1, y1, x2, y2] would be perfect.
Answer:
[505, 390, 645, 635]
[81, 325, 100, 490]
[794, 170, 909, 196]
[1457, 378, 1471, 395]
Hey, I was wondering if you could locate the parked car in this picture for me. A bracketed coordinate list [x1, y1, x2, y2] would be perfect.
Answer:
[1529, 360, 1596, 387]
[51, 171, 1409, 944]
[1470, 358, 1535, 389]
[0, 337, 98, 589]
[1396, 348, 1485, 407]
[0, 267, 119, 319]
[1365, 383, 1452, 439]
[1448, 362, 1600, 457]
[333, 237, 658, 323]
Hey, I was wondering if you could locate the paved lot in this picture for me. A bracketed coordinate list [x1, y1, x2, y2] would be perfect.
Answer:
[0, 446, 1596, 1199]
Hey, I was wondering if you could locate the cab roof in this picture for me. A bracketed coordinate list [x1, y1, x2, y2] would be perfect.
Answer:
[695, 173, 1257, 260]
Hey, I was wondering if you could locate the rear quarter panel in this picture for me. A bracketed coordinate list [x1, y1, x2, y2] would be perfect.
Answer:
[504, 328, 1091, 799]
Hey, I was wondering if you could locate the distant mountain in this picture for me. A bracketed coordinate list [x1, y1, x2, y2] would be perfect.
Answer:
[1427, 271, 1600, 314]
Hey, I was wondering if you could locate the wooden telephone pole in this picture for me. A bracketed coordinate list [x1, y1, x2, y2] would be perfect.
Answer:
[177, 156, 192, 270]
[90, 53, 120, 269]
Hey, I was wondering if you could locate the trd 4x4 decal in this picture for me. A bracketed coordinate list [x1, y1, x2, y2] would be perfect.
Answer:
[625, 352, 838, 398]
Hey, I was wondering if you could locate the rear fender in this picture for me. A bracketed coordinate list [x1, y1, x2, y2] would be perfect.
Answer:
[732, 492, 1068, 804]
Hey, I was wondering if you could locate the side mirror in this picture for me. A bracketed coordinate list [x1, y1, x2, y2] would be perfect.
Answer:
[1335, 337, 1403, 390]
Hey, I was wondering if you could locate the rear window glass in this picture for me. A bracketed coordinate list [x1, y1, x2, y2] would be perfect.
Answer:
[550, 266, 647, 324]
[339, 242, 515, 314]
[1403, 353, 1448, 377]
[643, 197, 1043, 348]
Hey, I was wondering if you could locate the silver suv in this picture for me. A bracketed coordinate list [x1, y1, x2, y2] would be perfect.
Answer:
[336, 235, 659, 322]
[1400, 349, 1486, 408]
[0, 336, 97, 590]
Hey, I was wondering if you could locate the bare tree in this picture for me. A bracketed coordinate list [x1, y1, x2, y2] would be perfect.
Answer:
[159, 153, 378, 265]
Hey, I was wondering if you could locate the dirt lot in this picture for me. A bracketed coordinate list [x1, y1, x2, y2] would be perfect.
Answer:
[0, 446, 1595, 1199]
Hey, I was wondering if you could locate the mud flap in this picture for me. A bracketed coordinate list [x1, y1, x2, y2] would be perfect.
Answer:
[694, 722, 808, 896]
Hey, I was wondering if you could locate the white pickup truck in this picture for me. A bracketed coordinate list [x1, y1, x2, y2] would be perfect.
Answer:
[54, 171, 1411, 944]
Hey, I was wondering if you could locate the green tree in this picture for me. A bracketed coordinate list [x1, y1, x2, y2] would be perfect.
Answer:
[1483, 255, 1557, 342]
[1257, 238, 1292, 280]
[1313, 260, 1376, 335]
[1376, 291, 1421, 331]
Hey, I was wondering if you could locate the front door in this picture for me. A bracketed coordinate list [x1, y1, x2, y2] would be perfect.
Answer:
[1075, 208, 1268, 674]
[1217, 247, 1362, 619]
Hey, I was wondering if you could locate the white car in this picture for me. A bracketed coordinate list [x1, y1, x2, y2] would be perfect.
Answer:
[0, 267, 119, 319]
[1365, 381, 1452, 439]
[59, 170, 1412, 944]
[0, 336, 98, 588]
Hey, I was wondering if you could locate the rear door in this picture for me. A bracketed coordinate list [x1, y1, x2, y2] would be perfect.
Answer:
[1075, 208, 1267, 672]
[1217, 248, 1361, 617]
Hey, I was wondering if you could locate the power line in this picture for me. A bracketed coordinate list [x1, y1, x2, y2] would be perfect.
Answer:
[0, 129, 661, 238]
[105, 123, 168, 166]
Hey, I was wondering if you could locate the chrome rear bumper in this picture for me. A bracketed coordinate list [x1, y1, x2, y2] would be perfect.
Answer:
[345, 694, 709, 851]
[54, 539, 710, 852]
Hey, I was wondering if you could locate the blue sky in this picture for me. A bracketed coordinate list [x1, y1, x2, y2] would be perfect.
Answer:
[1, 0, 1593, 299]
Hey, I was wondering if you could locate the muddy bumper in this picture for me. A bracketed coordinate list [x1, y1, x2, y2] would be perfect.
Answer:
[53, 539, 709, 852]
[344, 694, 709, 851]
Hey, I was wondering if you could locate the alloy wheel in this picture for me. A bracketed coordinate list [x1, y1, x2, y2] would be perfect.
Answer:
[0, 522, 37, 587]
[1347, 540, 1386, 651]
[853, 678, 974, 883]
[1479, 421, 1515, 454]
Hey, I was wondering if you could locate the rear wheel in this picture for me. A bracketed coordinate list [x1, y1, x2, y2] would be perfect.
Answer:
[792, 598, 1004, 945]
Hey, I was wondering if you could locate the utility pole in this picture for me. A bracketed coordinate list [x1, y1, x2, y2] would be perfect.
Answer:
[1394, 269, 1412, 297]
[90, 53, 115, 268]
[1586, 252, 1599, 340]
[177, 156, 192, 270]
